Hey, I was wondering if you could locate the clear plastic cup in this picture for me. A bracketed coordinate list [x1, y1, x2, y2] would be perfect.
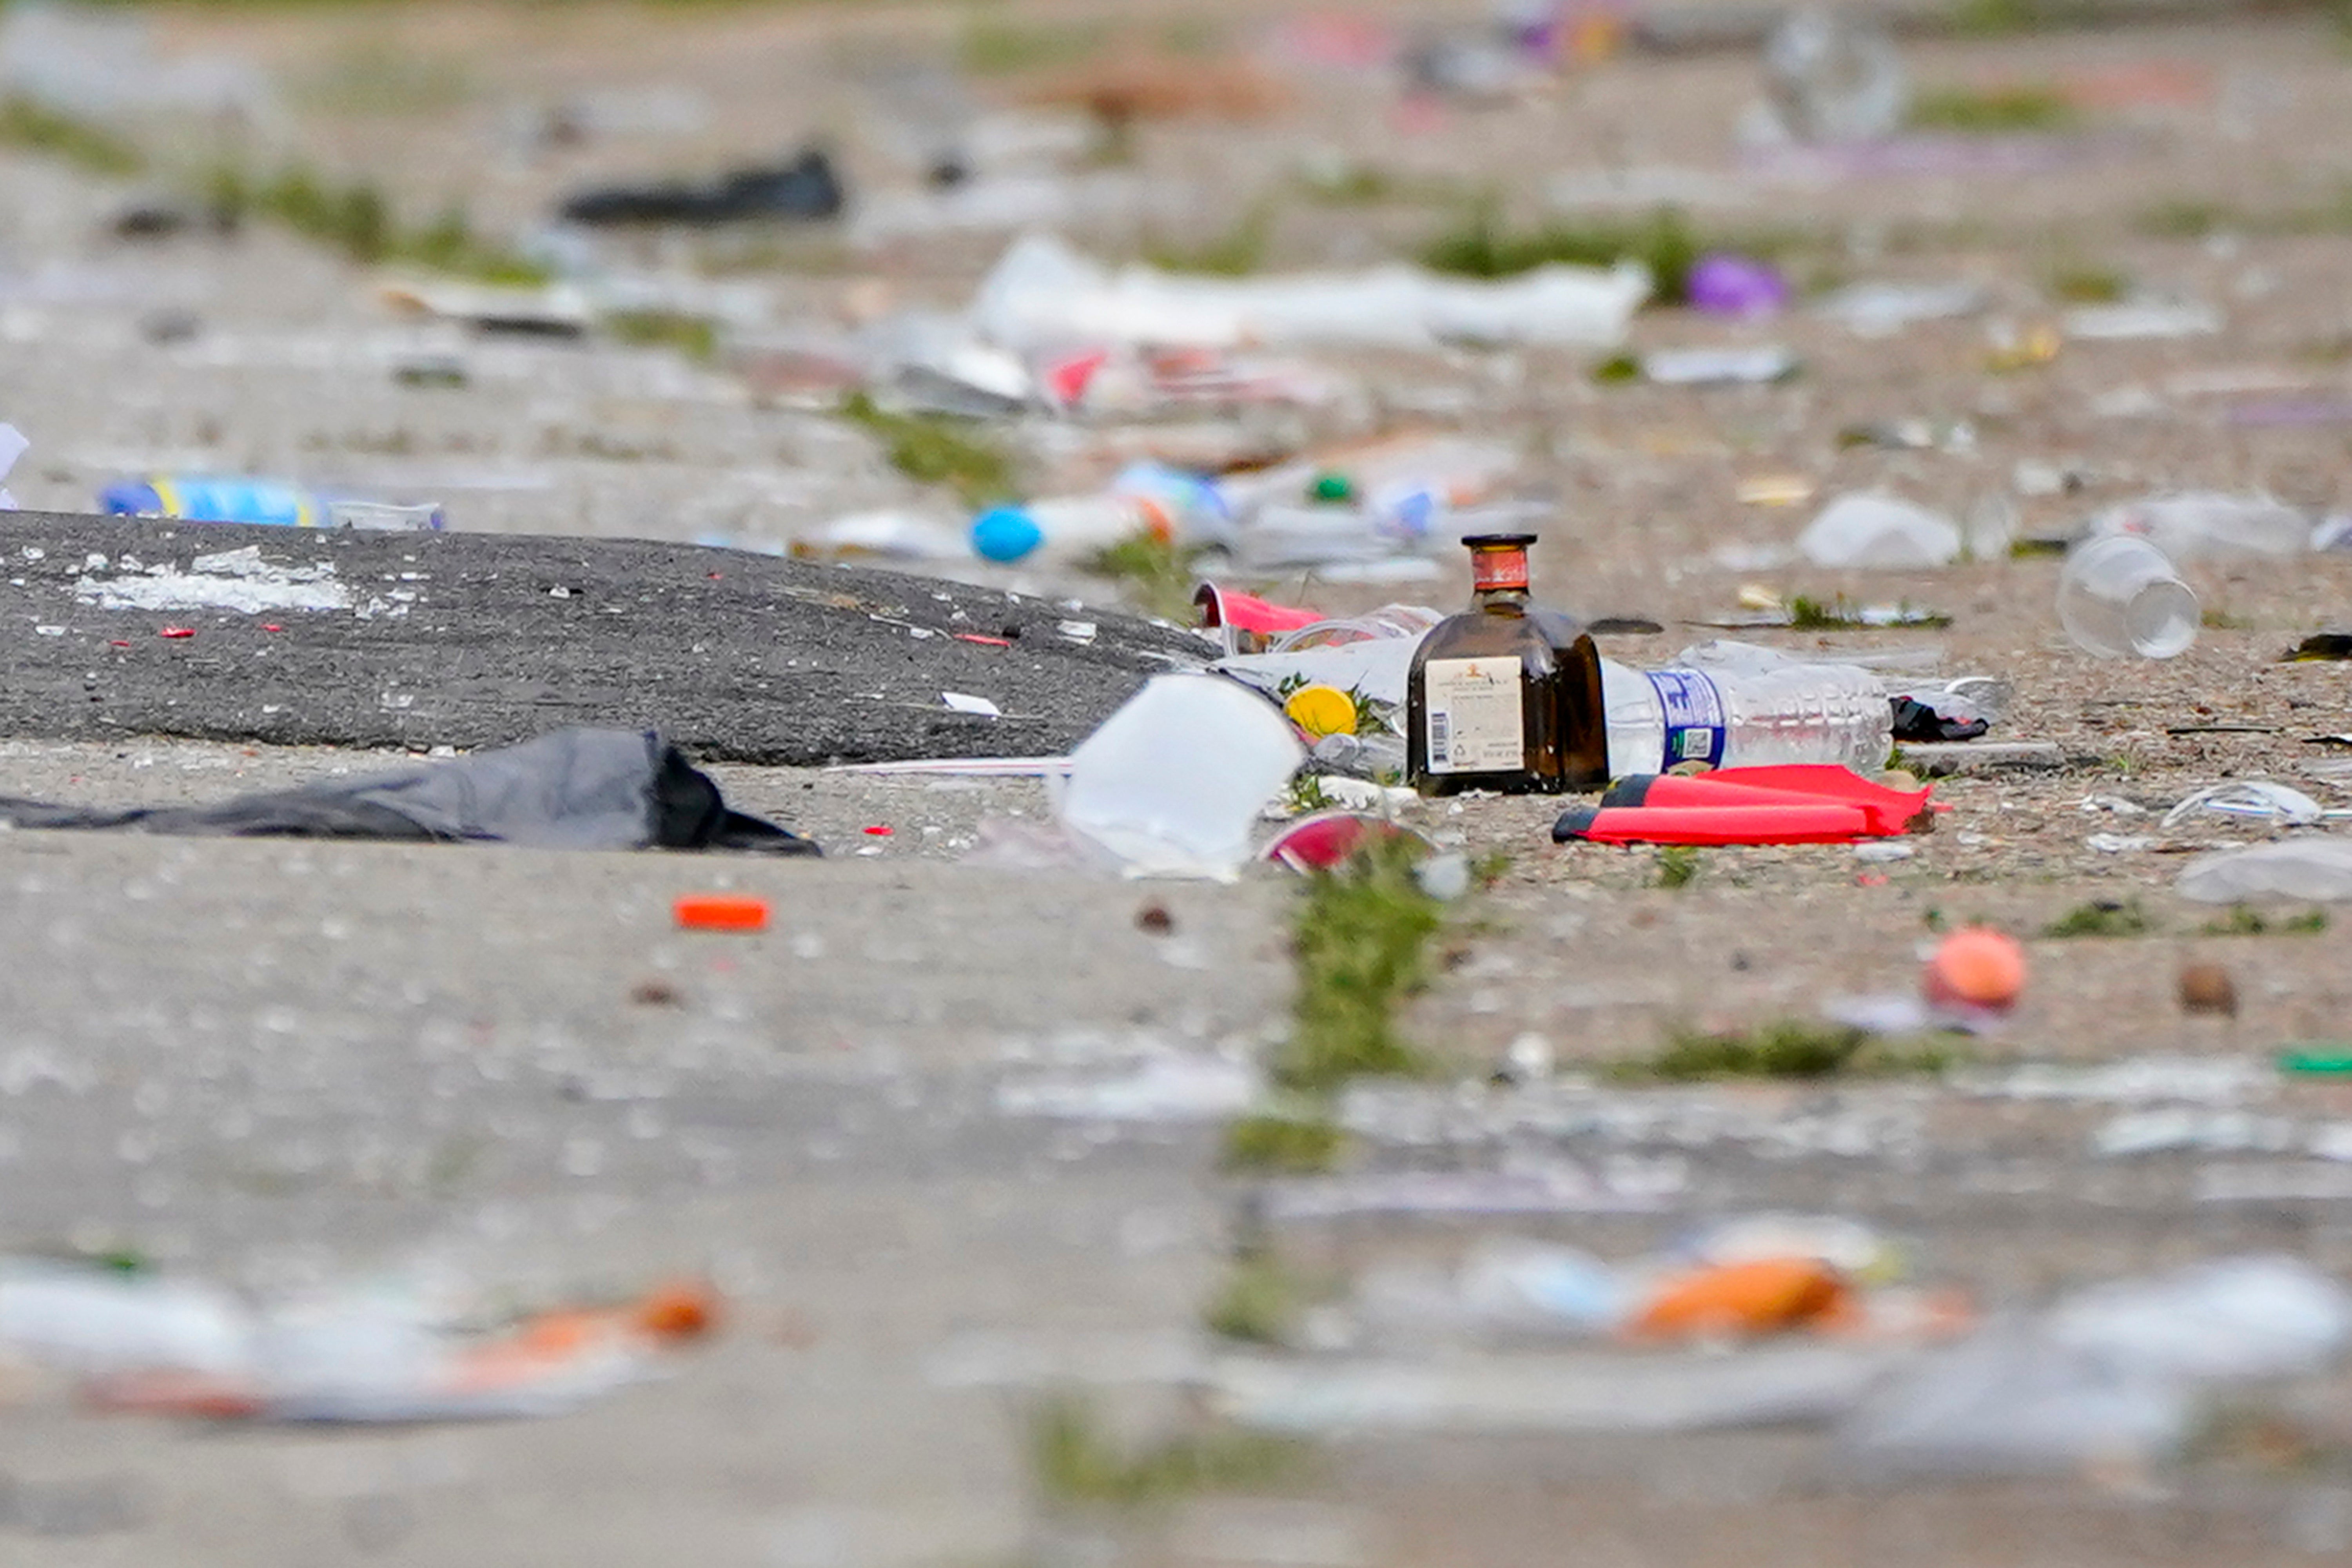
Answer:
[2056, 535, 2199, 659]
[1054, 675, 1305, 877]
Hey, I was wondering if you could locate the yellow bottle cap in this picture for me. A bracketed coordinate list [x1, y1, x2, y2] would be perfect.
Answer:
[1284, 684, 1358, 738]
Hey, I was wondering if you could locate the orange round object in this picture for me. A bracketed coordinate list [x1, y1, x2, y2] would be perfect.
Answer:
[1923, 927, 2026, 1010]
[635, 1280, 719, 1341]
[1630, 1258, 1849, 1341]
[674, 894, 769, 932]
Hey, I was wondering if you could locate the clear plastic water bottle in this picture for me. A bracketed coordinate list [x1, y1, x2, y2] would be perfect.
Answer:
[101, 477, 444, 531]
[970, 461, 1230, 563]
[1601, 644, 1891, 777]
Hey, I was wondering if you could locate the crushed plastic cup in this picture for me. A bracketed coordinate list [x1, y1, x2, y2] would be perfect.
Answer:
[2176, 839, 2352, 904]
[1056, 675, 1306, 878]
[969, 233, 1650, 355]
[1836, 1321, 2191, 1479]
[2056, 535, 2198, 659]
[1194, 582, 1325, 653]
[0, 1259, 254, 1376]
[0, 422, 25, 509]
[1454, 1241, 1629, 1332]
[1262, 811, 1428, 873]
[2160, 781, 2324, 831]
[0, 1258, 715, 1423]
[2047, 1255, 2352, 1384]
[1813, 280, 1987, 336]
[1642, 345, 1798, 385]
[1758, 7, 1909, 145]
[2091, 491, 2310, 561]
[1797, 492, 1961, 568]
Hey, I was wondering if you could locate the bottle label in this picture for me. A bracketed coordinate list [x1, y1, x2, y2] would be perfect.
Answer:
[153, 478, 314, 528]
[1470, 548, 1528, 592]
[1422, 657, 1524, 773]
[1644, 668, 1726, 769]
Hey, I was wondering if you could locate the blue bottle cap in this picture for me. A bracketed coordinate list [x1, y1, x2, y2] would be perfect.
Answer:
[971, 506, 1043, 563]
[100, 482, 163, 517]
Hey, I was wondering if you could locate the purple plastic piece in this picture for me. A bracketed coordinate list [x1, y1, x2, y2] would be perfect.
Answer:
[1685, 253, 1789, 317]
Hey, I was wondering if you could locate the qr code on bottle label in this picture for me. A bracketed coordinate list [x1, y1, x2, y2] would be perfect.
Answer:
[1646, 668, 1727, 771]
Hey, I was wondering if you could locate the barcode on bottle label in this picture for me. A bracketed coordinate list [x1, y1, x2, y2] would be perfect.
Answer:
[1645, 668, 1727, 771]
[1422, 658, 1524, 773]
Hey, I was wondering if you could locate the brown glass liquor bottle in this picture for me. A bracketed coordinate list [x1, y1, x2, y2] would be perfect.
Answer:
[1406, 533, 1608, 795]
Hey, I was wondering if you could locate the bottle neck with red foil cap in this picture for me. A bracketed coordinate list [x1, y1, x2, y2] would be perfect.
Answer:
[1465, 535, 1533, 608]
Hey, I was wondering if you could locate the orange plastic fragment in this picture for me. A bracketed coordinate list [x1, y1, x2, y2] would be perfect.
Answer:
[635, 1280, 719, 1341]
[674, 894, 768, 932]
[1628, 1258, 1851, 1341]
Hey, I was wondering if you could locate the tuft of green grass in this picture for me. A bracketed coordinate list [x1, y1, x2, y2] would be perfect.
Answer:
[2138, 198, 2232, 240]
[1622, 1020, 1953, 1082]
[1786, 593, 1952, 630]
[1419, 203, 1800, 307]
[1220, 1112, 1347, 1176]
[838, 392, 1016, 507]
[1201, 1252, 1306, 1345]
[1295, 162, 1467, 209]
[1909, 84, 2079, 134]
[961, 18, 1109, 76]
[1142, 201, 1273, 277]
[1296, 161, 1396, 205]
[1422, 203, 1692, 297]
[1161, 16, 1226, 56]
[1082, 533, 1206, 622]
[605, 310, 718, 361]
[1655, 844, 1701, 890]
[244, 164, 391, 262]
[1953, 0, 2045, 34]
[2041, 898, 2153, 939]
[0, 96, 144, 177]
[2048, 263, 2128, 304]
[395, 202, 550, 284]
[1029, 1396, 1305, 1508]
[1284, 773, 1334, 814]
[294, 42, 475, 117]
[2202, 907, 2329, 936]
[208, 165, 547, 281]
[1272, 835, 1441, 1093]
[2135, 186, 2352, 242]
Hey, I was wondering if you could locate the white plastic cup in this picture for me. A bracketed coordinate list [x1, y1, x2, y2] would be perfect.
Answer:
[2057, 535, 2198, 659]
[1056, 675, 1305, 878]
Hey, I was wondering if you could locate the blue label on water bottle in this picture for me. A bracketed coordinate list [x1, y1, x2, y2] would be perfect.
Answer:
[1645, 668, 1726, 770]
[153, 477, 316, 528]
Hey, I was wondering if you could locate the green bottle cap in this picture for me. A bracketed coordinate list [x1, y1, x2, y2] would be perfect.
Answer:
[2279, 1045, 2352, 1076]
[1310, 472, 1353, 503]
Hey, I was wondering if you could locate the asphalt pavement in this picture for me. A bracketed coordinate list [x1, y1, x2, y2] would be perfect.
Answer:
[0, 512, 1207, 765]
